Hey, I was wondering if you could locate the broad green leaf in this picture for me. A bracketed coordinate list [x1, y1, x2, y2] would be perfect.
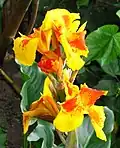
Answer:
[76, 0, 89, 9]
[76, 117, 94, 148]
[27, 120, 54, 148]
[76, 107, 114, 148]
[0, 128, 6, 148]
[85, 134, 111, 148]
[86, 25, 120, 66]
[103, 107, 114, 134]
[77, 63, 103, 87]
[20, 62, 46, 111]
[95, 79, 118, 96]
[101, 58, 120, 76]
[116, 10, 120, 18]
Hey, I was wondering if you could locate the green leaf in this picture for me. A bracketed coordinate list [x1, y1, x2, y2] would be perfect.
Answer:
[0, 128, 6, 148]
[76, 117, 94, 147]
[31, 139, 43, 148]
[65, 131, 78, 148]
[0, 0, 5, 8]
[27, 120, 54, 148]
[95, 79, 118, 96]
[77, 63, 102, 87]
[116, 10, 120, 18]
[76, 0, 89, 9]
[57, 144, 65, 148]
[101, 58, 120, 76]
[86, 25, 120, 66]
[85, 134, 111, 148]
[76, 107, 114, 148]
[20, 62, 46, 111]
[103, 107, 114, 134]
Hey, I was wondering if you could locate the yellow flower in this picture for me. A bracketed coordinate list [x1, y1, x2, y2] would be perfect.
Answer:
[33, 28, 52, 54]
[41, 9, 88, 71]
[53, 82, 108, 141]
[13, 34, 39, 66]
[13, 27, 52, 66]
[23, 77, 59, 134]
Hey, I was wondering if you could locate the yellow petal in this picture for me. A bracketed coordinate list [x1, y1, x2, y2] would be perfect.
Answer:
[23, 112, 30, 134]
[89, 105, 107, 141]
[63, 68, 72, 81]
[64, 81, 79, 100]
[34, 28, 52, 54]
[67, 53, 85, 71]
[78, 22, 87, 32]
[53, 109, 84, 132]
[41, 9, 70, 31]
[60, 35, 85, 71]
[43, 77, 52, 97]
[13, 37, 39, 66]
[69, 13, 80, 32]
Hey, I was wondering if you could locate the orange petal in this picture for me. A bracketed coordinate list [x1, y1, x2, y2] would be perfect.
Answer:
[80, 83, 108, 106]
[23, 96, 59, 133]
[38, 51, 63, 77]
[33, 28, 52, 54]
[68, 31, 89, 58]
[62, 98, 77, 112]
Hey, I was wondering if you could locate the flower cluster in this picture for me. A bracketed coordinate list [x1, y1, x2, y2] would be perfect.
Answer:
[13, 9, 107, 141]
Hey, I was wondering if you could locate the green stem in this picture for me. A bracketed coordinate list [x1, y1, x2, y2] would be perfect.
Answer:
[65, 131, 78, 148]
[0, 68, 21, 95]
[24, 134, 28, 148]
[56, 129, 66, 145]
[29, 141, 32, 148]
[69, 70, 78, 83]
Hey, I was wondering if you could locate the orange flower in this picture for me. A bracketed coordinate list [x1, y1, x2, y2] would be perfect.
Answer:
[54, 82, 108, 141]
[38, 51, 63, 78]
[23, 77, 59, 134]
[32, 28, 52, 54]
[41, 9, 88, 70]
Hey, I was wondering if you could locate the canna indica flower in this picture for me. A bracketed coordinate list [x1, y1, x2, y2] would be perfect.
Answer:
[23, 77, 59, 134]
[13, 28, 52, 66]
[38, 50, 63, 78]
[32, 28, 52, 54]
[13, 34, 39, 66]
[41, 9, 88, 71]
[54, 82, 108, 141]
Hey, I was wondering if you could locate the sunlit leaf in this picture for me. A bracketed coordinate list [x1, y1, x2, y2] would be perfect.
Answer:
[101, 58, 120, 76]
[20, 62, 46, 111]
[27, 120, 54, 148]
[0, 0, 5, 8]
[95, 79, 118, 96]
[116, 10, 120, 18]
[86, 25, 120, 66]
